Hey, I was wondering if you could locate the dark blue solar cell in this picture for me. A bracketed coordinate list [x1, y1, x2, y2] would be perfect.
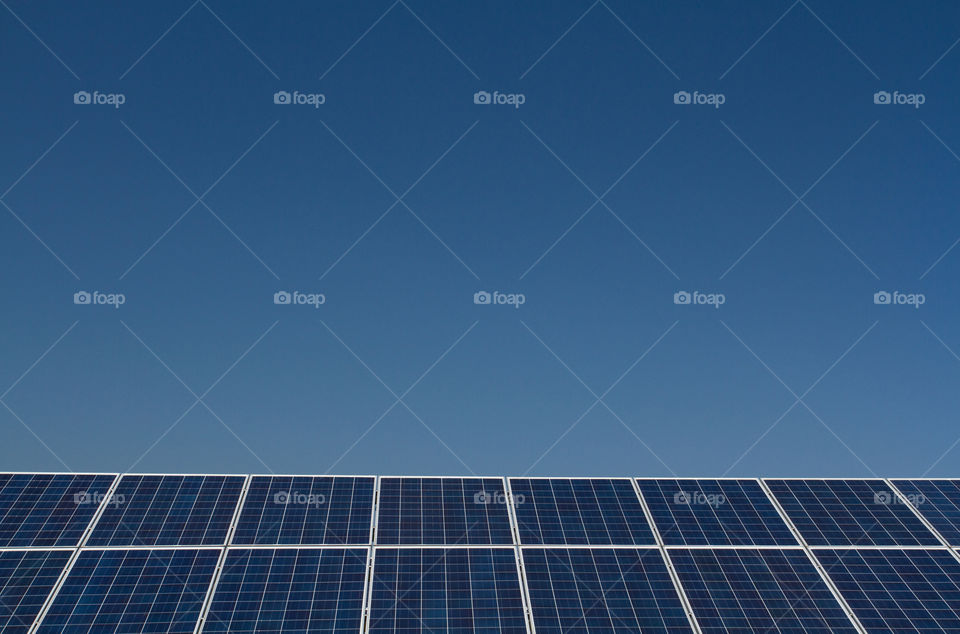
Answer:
[202, 548, 367, 633]
[376, 477, 513, 545]
[671, 548, 857, 633]
[891, 479, 960, 546]
[637, 479, 797, 546]
[523, 547, 691, 633]
[0, 550, 72, 634]
[87, 475, 245, 546]
[510, 478, 655, 545]
[35, 548, 219, 634]
[369, 548, 526, 633]
[765, 479, 940, 546]
[0, 473, 117, 547]
[816, 548, 960, 632]
[232, 476, 374, 545]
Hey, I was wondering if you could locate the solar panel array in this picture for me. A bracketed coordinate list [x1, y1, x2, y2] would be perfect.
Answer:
[670, 548, 858, 633]
[376, 477, 513, 545]
[0, 474, 116, 547]
[891, 479, 960, 546]
[369, 548, 526, 633]
[510, 477, 656, 545]
[522, 547, 691, 633]
[204, 548, 368, 633]
[233, 476, 374, 545]
[766, 479, 941, 547]
[87, 474, 246, 546]
[637, 479, 797, 546]
[4, 474, 960, 633]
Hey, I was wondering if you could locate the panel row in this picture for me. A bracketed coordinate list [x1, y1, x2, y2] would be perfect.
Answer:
[5, 475, 960, 547]
[8, 546, 960, 632]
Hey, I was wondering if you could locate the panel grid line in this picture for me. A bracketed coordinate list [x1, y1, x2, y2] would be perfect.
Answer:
[758, 478, 866, 633]
[26, 473, 124, 634]
[631, 477, 703, 633]
[193, 474, 251, 634]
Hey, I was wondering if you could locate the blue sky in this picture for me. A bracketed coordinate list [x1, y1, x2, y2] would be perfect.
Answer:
[1, 1, 959, 477]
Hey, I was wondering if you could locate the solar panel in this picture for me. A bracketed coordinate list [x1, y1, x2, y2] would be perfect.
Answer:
[376, 477, 513, 545]
[232, 476, 373, 545]
[510, 478, 656, 545]
[637, 479, 797, 546]
[891, 479, 960, 546]
[86, 475, 245, 546]
[369, 547, 526, 633]
[0, 473, 117, 547]
[522, 547, 692, 633]
[35, 548, 220, 634]
[815, 548, 960, 632]
[0, 550, 72, 634]
[202, 548, 367, 633]
[765, 479, 941, 546]
[670, 548, 858, 633]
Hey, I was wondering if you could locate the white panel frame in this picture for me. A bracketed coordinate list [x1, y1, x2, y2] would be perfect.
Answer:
[758, 478, 867, 633]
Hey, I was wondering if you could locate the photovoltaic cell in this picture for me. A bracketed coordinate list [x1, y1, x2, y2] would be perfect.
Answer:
[510, 478, 655, 545]
[369, 548, 526, 633]
[523, 547, 692, 633]
[815, 548, 960, 632]
[202, 548, 367, 633]
[35, 548, 220, 634]
[0, 550, 72, 634]
[0, 473, 117, 547]
[670, 548, 857, 633]
[637, 479, 797, 546]
[232, 476, 374, 545]
[376, 477, 513, 545]
[765, 479, 940, 546]
[891, 479, 960, 546]
[86, 475, 245, 546]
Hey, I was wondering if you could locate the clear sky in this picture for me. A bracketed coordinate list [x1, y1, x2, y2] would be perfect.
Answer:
[1, 1, 959, 478]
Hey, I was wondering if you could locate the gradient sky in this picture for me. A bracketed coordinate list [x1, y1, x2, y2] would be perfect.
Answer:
[1, 1, 959, 477]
